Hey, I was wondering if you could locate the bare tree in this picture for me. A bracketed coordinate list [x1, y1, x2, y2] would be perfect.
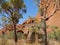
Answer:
[34, 0, 57, 45]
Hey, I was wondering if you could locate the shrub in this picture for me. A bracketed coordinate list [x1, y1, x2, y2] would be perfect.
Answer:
[6, 30, 14, 39]
[48, 30, 60, 41]
[17, 32, 24, 39]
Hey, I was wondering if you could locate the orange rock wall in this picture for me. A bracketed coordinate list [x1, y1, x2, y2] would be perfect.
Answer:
[35, 0, 60, 31]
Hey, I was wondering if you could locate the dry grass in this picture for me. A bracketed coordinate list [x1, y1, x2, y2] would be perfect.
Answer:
[0, 38, 41, 45]
[0, 38, 60, 45]
[48, 40, 60, 45]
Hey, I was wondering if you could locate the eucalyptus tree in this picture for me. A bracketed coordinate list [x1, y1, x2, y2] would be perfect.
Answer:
[0, 0, 26, 44]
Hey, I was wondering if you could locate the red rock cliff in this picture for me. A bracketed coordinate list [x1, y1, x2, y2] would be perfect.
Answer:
[35, 0, 60, 32]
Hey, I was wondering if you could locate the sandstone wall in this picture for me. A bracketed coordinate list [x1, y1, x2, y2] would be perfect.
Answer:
[35, 0, 60, 32]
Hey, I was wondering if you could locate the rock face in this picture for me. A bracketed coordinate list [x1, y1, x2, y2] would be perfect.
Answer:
[0, 19, 33, 34]
[35, 0, 60, 32]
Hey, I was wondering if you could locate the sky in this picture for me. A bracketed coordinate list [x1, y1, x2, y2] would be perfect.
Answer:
[19, 0, 38, 24]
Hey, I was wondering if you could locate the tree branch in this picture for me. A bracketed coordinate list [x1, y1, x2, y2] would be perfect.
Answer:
[45, 5, 57, 21]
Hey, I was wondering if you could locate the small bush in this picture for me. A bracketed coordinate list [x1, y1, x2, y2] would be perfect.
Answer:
[48, 30, 60, 41]
[17, 32, 24, 39]
[6, 30, 14, 39]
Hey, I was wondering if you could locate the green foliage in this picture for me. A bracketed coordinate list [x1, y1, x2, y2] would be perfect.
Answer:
[6, 30, 14, 39]
[39, 8, 44, 16]
[51, 25, 58, 30]
[38, 33, 44, 39]
[48, 26, 60, 41]
[0, 0, 26, 24]
[17, 32, 24, 39]
[0, 6, 2, 13]
[11, 11, 23, 23]
[1, 1, 11, 13]
[10, 0, 25, 10]
[30, 32, 35, 43]
[48, 30, 60, 41]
